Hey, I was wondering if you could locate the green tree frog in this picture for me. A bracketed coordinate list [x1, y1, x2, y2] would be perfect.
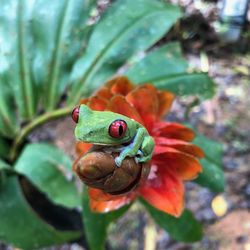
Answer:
[72, 105, 155, 167]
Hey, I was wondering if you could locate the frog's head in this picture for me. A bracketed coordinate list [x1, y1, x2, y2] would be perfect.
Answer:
[73, 105, 138, 145]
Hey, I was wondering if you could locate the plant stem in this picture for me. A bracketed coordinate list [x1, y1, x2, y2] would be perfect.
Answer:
[10, 107, 72, 162]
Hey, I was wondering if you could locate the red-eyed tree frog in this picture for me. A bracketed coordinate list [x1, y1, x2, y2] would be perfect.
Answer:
[72, 105, 155, 167]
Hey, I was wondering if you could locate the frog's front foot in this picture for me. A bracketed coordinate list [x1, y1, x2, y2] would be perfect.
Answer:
[114, 156, 123, 167]
[134, 150, 143, 164]
[115, 150, 144, 167]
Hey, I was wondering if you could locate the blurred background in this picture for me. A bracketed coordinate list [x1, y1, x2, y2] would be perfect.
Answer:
[1, 0, 250, 249]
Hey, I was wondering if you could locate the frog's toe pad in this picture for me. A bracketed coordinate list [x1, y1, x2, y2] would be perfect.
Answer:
[115, 157, 122, 167]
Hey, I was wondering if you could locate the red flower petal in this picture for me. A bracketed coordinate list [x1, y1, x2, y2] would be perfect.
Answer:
[126, 84, 159, 131]
[79, 98, 89, 105]
[106, 76, 134, 96]
[87, 96, 108, 111]
[153, 122, 195, 141]
[154, 137, 204, 158]
[139, 167, 184, 217]
[157, 90, 175, 118]
[106, 95, 145, 125]
[153, 146, 202, 180]
[89, 188, 135, 213]
[90, 197, 132, 213]
[75, 142, 92, 156]
[94, 87, 113, 100]
[89, 188, 121, 201]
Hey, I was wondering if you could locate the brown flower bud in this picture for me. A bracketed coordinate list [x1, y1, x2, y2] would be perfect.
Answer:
[73, 149, 150, 195]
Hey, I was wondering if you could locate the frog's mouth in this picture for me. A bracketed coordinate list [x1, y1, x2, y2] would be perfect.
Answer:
[87, 136, 133, 153]
[85, 135, 133, 147]
[83, 135, 135, 154]
[87, 144, 126, 154]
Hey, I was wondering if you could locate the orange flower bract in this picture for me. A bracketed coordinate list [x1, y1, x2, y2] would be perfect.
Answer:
[74, 76, 204, 217]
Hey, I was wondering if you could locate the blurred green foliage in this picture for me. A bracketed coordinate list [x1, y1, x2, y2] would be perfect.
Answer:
[0, 0, 223, 249]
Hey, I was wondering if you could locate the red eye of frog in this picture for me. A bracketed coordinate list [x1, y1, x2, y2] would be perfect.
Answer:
[71, 106, 80, 123]
[109, 120, 127, 138]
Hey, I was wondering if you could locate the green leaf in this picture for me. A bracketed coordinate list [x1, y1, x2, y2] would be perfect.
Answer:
[15, 143, 80, 209]
[0, 137, 11, 160]
[0, 160, 15, 185]
[31, 0, 97, 111]
[126, 42, 188, 80]
[0, 0, 37, 119]
[68, 0, 182, 104]
[16, 0, 36, 118]
[195, 158, 224, 193]
[82, 187, 130, 250]
[194, 134, 223, 167]
[1, 0, 96, 116]
[0, 176, 80, 249]
[0, 159, 11, 171]
[151, 73, 215, 99]
[193, 134, 225, 192]
[0, 83, 19, 138]
[125, 43, 215, 99]
[141, 199, 203, 242]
